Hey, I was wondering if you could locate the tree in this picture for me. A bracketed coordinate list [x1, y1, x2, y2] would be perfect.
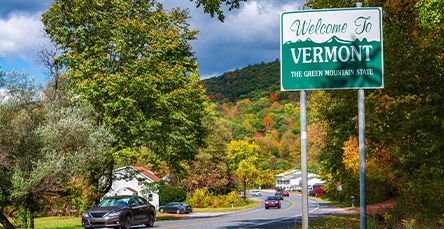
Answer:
[226, 140, 260, 172]
[307, 0, 444, 223]
[237, 159, 259, 199]
[0, 71, 43, 229]
[262, 115, 273, 130]
[375, 0, 444, 219]
[41, 0, 209, 178]
[183, 106, 234, 195]
[0, 64, 116, 229]
[191, 0, 247, 22]
[35, 98, 115, 213]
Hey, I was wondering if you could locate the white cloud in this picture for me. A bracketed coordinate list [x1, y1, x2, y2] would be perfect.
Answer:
[0, 0, 306, 82]
[0, 12, 49, 61]
[189, 0, 304, 78]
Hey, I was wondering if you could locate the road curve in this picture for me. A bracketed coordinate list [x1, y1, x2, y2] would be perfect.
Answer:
[152, 191, 349, 229]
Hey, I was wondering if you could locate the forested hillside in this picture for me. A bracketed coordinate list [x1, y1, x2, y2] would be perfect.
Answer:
[199, 60, 324, 185]
[202, 60, 281, 103]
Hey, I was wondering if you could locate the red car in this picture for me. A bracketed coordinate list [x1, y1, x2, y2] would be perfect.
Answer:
[282, 191, 290, 197]
[265, 196, 281, 209]
[274, 191, 284, 200]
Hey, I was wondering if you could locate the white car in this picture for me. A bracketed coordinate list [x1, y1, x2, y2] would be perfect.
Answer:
[251, 190, 262, 197]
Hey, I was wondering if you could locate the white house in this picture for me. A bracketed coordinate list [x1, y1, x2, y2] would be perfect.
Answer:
[275, 170, 325, 190]
[104, 166, 161, 209]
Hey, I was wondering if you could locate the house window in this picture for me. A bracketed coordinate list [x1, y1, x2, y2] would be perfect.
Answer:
[138, 181, 142, 186]
[148, 194, 153, 201]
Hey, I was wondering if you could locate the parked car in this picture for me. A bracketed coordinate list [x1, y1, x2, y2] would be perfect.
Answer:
[82, 195, 156, 229]
[265, 196, 281, 209]
[282, 191, 290, 197]
[159, 202, 192, 214]
[251, 190, 262, 197]
[275, 191, 284, 200]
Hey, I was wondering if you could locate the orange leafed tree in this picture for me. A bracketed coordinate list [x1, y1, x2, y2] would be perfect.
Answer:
[270, 92, 278, 103]
[262, 116, 273, 129]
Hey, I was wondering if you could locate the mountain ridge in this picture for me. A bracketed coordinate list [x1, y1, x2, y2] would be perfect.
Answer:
[202, 60, 282, 103]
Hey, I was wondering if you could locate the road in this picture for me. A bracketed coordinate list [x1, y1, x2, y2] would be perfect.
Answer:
[149, 190, 346, 229]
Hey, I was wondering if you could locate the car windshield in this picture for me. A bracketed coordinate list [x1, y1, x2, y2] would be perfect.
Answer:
[267, 196, 278, 200]
[98, 197, 131, 207]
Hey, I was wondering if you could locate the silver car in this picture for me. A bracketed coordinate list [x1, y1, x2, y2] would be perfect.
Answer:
[251, 190, 262, 196]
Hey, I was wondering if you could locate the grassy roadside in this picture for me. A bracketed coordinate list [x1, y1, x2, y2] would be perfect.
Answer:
[193, 199, 261, 213]
[291, 214, 379, 229]
[0, 200, 261, 229]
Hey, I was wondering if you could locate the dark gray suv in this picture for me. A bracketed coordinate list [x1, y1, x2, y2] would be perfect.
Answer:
[82, 195, 156, 229]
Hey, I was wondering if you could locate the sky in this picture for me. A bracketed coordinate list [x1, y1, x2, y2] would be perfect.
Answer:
[0, 0, 305, 85]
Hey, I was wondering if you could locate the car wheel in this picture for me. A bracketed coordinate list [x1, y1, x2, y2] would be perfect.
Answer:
[145, 213, 155, 227]
[265, 207, 269, 209]
[122, 215, 131, 229]
[278, 205, 281, 209]
[160, 208, 164, 213]
[176, 209, 181, 214]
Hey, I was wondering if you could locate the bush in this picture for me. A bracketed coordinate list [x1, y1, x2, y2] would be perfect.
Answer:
[159, 186, 187, 205]
[185, 188, 213, 208]
[186, 188, 246, 208]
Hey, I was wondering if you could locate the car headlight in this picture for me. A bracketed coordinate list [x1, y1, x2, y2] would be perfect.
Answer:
[82, 212, 90, 218]
[104, 210, 122, 218]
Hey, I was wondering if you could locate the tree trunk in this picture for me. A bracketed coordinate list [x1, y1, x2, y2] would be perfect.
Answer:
[0, 211, 15, 229]
[29, 211, 34, 229]
[65, 205, 71, 216]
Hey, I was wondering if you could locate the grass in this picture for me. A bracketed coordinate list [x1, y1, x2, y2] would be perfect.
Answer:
[292, 214, 368, 229]
[15, 216, 83, 229]
[192, 199, 261, 213]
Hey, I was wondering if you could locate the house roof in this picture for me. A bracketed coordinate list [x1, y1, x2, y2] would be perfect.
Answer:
[125, 187, 137, 193]
[113, 166, 161, 183]
[275, 170, 322, 182]
[131, 166, 161, 182]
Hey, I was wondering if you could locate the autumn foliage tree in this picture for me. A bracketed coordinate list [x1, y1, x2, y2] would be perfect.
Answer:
[307, 0, 444, 223]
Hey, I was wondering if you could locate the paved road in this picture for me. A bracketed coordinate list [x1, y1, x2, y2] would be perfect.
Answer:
[148, 190, 348, 229]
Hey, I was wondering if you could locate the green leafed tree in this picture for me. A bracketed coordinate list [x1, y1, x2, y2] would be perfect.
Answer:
[0, 69, 115, 229]
[41, 0, 209, 177]
[191, 0, 247, 21]
[0, 71, 43, 229]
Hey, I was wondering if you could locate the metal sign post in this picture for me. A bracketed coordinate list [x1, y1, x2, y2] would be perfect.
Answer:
[359, 88, 366, 228]
[300, 90, 308, 228]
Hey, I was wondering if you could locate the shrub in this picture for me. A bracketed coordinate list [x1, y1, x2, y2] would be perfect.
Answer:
[186, 188, 213, 208]
[159, 186, 187, 205]
[186, 188, 246, 208]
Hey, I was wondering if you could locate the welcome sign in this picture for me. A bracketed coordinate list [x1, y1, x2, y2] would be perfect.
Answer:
[280, 8, 383, 90]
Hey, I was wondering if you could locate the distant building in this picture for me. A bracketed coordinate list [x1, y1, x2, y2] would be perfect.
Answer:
[104, 166, 161, 209]
[275, 170, 325, 191]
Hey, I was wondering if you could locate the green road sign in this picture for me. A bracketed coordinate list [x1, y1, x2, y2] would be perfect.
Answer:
[280, 8, 383, 91]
